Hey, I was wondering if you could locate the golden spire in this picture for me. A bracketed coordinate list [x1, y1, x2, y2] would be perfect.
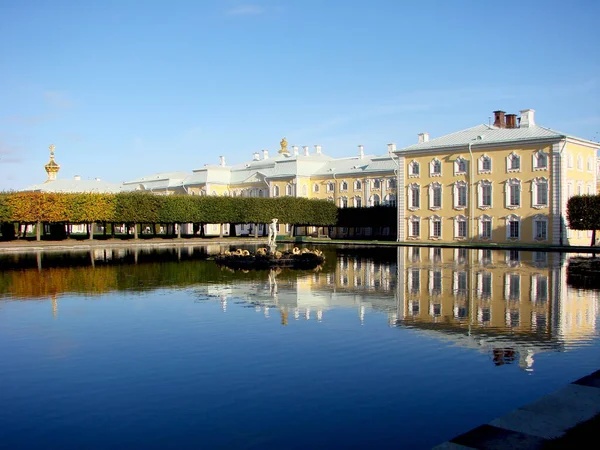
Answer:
[278, 137, 289, 154]
[44, 143, 60, 182]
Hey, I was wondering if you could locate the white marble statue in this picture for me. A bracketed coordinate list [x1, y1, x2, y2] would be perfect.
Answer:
[267, 218, 279, 245]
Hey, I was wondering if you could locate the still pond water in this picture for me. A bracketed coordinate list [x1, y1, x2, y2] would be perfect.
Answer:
[0, 244, 599, 449]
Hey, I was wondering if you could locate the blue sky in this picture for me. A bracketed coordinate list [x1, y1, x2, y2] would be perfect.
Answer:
[1, 0, 598, 190]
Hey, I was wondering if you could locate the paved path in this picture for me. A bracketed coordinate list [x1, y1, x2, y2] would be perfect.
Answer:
[433, 370, 600, 449]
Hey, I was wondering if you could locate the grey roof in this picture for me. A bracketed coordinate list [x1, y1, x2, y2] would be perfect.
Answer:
[314, 155, 397, 176]
[400, 124, 566, 152]
[121, 171, 190, 191]
[22, 179, 123, 194]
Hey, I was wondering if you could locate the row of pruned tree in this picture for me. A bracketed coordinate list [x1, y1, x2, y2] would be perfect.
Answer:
[0, 192, 338, 241]
[567, 195, 600, 246]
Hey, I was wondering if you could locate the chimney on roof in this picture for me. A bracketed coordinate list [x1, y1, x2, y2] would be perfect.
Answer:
[292, 145, 299, 156]
[74, 175, 81, 181]
[314, 145, 322, 155]
[493, 110, 506, 128]
[253, 152, 260, 161]
[358, 144, 364, 159]
[418, 132, 429, 144]
[219, 155, 226, 166]
[303, 145, 309, 156]
[387, 143, 397, 154]
[262, 149, 269, 160]
[505, 114, 517, 129]
[519, 109, 535, 128]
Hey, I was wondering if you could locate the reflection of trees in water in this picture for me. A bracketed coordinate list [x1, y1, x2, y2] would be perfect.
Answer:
[567, 257, 600, 290]
[0, 247, 336, 299]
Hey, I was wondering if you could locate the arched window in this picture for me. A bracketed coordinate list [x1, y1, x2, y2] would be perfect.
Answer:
[313, 183, 319, 193]
[429, 215, 442, 239]
[533, 214, 548, 241]
[479, 154, 492, 174]
[373, 179, 381, 189]
[408, 183, 420, 210]
[533, 150, 547, 170]
[507, 152, 521, 172]
[258, 189, 264, 198]
[505, 178, 521, 208]
[479, 214, 492, 239]
[567, 153, 574, 169]
[454, 215, 468, 239]
[339, 197, 348, 208]
[478, 180, 492, 209]
[408, 215, 420, 238]
[430, 158, 442, 176]
[429, 182, 442, 210]
[387, 178, 396, 189]
[340, 181, 348, 191]
[354, 180, 362, 190]
[532, 177, 548, 208]
[455, 157, 467, 175]
[354, 196, 362, 207]
[223, 191, 229, 197]
[577, 155, 583, 170]
[286, 184, 293, 196]
[453, 181, 468, 209]
[370, 194, 380, 206]
[408, 160, 420, 177]
[326, 182, 334, 193]
[385, 194, 396, 207]
[587, 156, 594, 172]
[506, 214, 521, 239]
[273, 185, 280, 197]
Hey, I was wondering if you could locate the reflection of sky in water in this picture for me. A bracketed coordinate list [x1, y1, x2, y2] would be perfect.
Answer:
[0, 245, 598, 449]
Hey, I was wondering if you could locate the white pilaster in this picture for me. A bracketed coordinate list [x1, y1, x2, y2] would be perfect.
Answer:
[551, 141, 567, 245]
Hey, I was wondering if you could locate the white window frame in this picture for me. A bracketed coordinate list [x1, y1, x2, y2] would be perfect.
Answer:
[386, 194, 397, 207]
[567, 152, 574, 169]
[531, 274, 549, 304]
[453, 181, 468, 210]
[407, 268, 420, 294]
[577, 154, 583, 171]
[478, 154, 492, 174]
[373, 179, 381, 189]
[429, 215, 442, 240]
[273, 185, 280, 197]
[476, 271, 493, 300]
[312, 183, 319, 193]
[533, 214, 548, 241]
[506, 213, 521, 240]
[340, 180, 348, 192]
[429, 182, 442, 210]
[408, 160, 420, 178]
[505, 178, 521, 209]
[454, 214, 468, 239]
[533, 150, 548, 171]
[301, 185, 307, 196]
[326, 182, 334, 193]
[479, 249, 493, 265]
[504, 273, 521, 302]
[430, 158, 442, 177]
[454, 157, 467, 175]
[479, 214, 492, 240]
[353, 196, 362, 207]
[354, 180, 362, 191]
[532, 177, 548, 208]
[286, 184, 294, 196]
[339, 196, 348, 208]
[478, 179, 492, 209]
[387, 178, 396, 190]
[408, 215, 421, 239]
[453, 270, 468, 295]
[327, 196, 334, 202]
[429, 270, 443, 295]
[370, 194, 380, 206]
[506, 152, 521, 173]
[408, 183, 420, 211]
[587, 156, 594, 172]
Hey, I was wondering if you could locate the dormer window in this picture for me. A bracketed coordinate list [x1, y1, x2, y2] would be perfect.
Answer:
[507, 152, 520, 172]
[408, 160, 420, 177]
[455, 157, 467, 175]
[430, 158, 442, 176]
[478, 155, 492, 174]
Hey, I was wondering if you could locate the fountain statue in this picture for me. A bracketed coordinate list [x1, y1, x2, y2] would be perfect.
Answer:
[267, 218, 278, 254]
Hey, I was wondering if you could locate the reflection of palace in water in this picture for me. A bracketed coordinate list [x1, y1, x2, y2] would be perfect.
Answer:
[203, 247, 598, 371]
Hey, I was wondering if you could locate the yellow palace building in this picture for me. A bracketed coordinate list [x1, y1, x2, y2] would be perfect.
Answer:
[394, 109, 599, 246]
[24, 108, 599, 246]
